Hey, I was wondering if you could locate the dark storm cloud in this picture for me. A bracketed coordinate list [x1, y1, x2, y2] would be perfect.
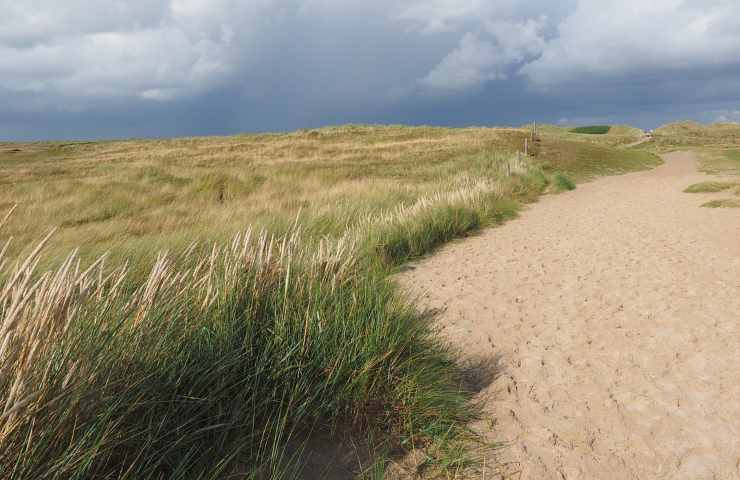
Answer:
[2, 0, 740, 140]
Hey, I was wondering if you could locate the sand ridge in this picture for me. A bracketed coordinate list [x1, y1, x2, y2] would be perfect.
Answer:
[398, 152, 740, 479]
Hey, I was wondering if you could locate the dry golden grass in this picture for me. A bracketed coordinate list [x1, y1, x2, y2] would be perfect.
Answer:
[653, 122, 740, 149]
[1, 124, 664, 271]
[0, 147, 537, 478]
[534, 124, 645, 147]
[1, 125, 531, 267]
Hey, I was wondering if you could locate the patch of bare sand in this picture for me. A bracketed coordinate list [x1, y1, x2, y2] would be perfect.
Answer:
[398, 152, 740, 479]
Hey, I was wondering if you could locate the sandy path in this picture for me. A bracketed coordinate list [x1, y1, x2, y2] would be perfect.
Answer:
[398, 152, 740, 479]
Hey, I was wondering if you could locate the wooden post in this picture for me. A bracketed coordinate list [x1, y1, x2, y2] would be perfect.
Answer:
[524, 138, 528, 156]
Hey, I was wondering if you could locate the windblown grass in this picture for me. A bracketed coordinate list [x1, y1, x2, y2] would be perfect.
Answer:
[0, 124, 663, 478]
[0, 126, 532, 269]
[0, 156, 540, 478]
[0, 210, 481, 479]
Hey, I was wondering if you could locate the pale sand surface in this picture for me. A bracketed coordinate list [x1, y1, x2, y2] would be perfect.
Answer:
[398, 152, 740, 479]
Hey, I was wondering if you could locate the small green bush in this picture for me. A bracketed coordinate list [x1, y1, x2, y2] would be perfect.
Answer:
[571, 126, 611, 135]
[553, 173, 576, 192]
[0, 231, 475, 479]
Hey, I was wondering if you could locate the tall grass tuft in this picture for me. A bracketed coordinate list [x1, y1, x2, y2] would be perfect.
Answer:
[359, 154, 535, 266]
[0, 207, 478, 478]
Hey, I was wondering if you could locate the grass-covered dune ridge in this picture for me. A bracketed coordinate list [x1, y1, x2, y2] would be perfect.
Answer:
[0, 124, 662, 478]
[530, 124, 645, 148]
[0, 124, 658, 269]
[0, 154, 542, 478]
[653, 122, 740, 148]
[1, 125, 533, 268]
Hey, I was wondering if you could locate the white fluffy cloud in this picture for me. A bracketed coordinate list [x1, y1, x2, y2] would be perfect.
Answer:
[421, 33, 503, 90]
[409, 0, 740, 93]
[398, 0, 490, 33]
[6, 0, 740, 103]
[0, 0, 278, 106]
[421, 18, 546, 91]
[522, 0, 740, 86]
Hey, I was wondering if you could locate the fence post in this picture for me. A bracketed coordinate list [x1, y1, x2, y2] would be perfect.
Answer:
[524, 138, 528, 156]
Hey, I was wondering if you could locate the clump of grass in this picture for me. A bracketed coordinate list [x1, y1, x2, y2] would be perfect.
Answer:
[702, 198, 740, 208]
[369, 190, 520, 267]
[571, 126, 611, 135]
[364, 155, 535, 266]
[684, 181, 738, 193]
[0, 212, 475, 479]
[553, 173, 576, 192]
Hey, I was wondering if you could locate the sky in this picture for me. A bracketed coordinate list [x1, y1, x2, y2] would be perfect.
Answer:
[3, 0, 740, 140]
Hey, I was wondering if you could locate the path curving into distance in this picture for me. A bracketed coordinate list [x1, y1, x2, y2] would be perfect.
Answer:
[399, 152, 740, 479]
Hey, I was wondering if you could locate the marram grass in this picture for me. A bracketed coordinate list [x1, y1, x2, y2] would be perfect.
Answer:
[0, 126, 663, 478]
[0, 154, 537, 479]
[0, 218, 478, 478]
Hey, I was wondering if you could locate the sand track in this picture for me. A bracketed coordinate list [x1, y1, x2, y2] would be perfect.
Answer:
[399, 152, 740, 479]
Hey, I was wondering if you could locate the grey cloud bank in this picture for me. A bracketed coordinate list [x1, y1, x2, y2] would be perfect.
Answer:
[2, 0, 740, 140]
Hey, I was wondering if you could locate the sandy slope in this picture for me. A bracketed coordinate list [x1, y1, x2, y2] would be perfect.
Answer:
[398, 152, 740, 479]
